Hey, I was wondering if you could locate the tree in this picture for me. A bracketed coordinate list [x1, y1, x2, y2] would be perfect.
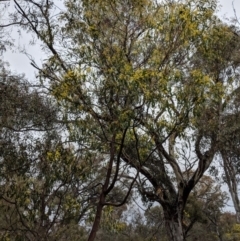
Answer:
[199, 23, 240, 224]
[0, 0, 12, 54]
[218, 42, 240, 222]
[6, 0, 240, 240]
[95, 175, 228, 241]
[0, 59, 102, 240]
[184, 175, 228, 241]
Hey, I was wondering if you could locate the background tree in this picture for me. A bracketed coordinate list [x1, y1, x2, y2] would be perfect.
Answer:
[195, 21, 240, 224]
[184, 175, 228, 240]
[0, 0, 12, 54]
[0, 58, 102, 240]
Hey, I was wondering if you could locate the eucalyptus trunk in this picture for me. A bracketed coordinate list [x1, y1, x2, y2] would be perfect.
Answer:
[163, 205, 185, 241]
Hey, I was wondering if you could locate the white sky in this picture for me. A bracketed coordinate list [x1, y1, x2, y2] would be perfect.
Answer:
[219, 0, 240, 19]
[1, 0, 240, 79]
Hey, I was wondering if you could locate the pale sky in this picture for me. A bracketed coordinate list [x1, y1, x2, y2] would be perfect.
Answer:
[219, 0, 240, 19]
[2, 0, 240, 78]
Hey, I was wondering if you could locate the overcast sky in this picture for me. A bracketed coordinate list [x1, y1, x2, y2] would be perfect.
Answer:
[219, 0, 240, 18]
[2, 0, 240, 79]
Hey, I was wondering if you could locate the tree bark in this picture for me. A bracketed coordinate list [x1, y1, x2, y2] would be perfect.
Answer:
[163, 206, 185, 241]
[87, 193, 105, 241]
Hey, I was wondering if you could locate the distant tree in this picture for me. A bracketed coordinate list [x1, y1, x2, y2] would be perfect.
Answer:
[0, 61, 97, 241]
[184, 175, 228, 241]
[205, 25, 240, 224]
[0, 1, 13, 53]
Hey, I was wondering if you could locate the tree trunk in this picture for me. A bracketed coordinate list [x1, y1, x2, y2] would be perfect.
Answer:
[164, 208, 185, 241]
[222, 153, 240, 223]
[216, 224, 223, 241]
[236, 211, 240, 224]
[88, 194, 105, 241]
[231, 191, 240, 223]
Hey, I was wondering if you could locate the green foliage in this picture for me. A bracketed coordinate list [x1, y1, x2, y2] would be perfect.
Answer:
[0, 62, 94, 241]
[2, 0, 240, 240]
